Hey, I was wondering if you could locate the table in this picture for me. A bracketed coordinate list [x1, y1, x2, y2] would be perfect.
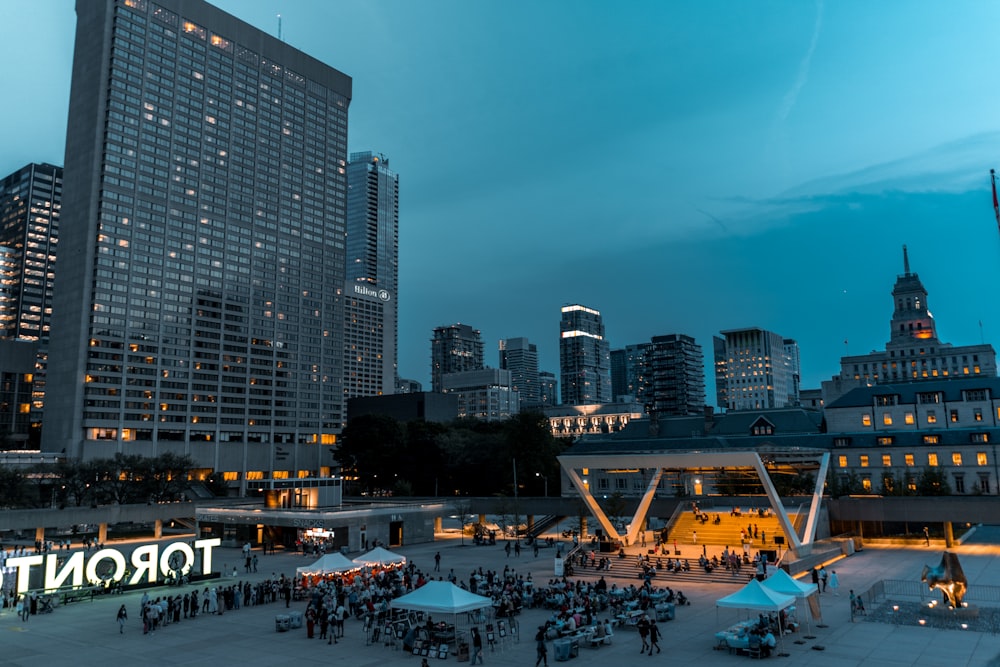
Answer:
[553, 637, 579, 661]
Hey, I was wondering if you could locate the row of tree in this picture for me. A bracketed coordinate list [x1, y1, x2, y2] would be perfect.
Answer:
[337, 412, 568, 497]
[0, 453, 196, 509]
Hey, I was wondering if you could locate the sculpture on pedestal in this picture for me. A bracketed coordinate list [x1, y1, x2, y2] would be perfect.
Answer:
[920, 551, 968, 608]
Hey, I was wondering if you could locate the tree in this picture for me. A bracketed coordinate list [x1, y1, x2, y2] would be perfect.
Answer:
[602, 490, 628, 534]
[0, 464, 27, 508]
[917, 467, 951, 496]
[143, 453, 195, 502]
[452, 499, 475, 546]
[338, 414, 406, 494]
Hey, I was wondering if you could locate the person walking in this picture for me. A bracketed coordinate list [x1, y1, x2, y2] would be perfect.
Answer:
[434, 551, 441, 572]
[829, 570, 840, 596]
[819, 566, 829, 593]
[692, 530, 697, 544]
[637, 614, 651, 654]
[648, 619, 661, 655]
[923, 526, 930, 546]
[470, 627, 484, 665]
[534, 627, 549, 667]
[117, 604, 128, 633]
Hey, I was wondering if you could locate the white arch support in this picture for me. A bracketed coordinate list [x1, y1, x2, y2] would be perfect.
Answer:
[558, 450, 829, 558]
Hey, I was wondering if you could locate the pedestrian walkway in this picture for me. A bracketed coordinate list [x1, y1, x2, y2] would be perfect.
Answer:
[2, 531, 1000, 666]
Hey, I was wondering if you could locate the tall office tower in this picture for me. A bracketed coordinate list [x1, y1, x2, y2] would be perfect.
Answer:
[714, 328, 800, 410]
[610, 343, 651, 403]
[0, 163, 62, 429]
[713, 335, 728, 410]
[343, 282, 395, 406]
[44, 0, 352, 481]
[499, 337, 539, 408]
[538, 370, 558, 407]
[346, 151, 398, 389]
[648, 334, 705, 415]
[431, 324, 484, 392]
[559, 304, 611, 405]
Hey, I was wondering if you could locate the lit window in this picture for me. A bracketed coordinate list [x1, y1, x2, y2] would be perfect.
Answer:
[904, 412, 915, 425]
[877, 436, 894, 445]
[952, 453, 963, 466]
[882, 454, 892, 467]
[860, 455, 869, 468]
[928, 453, 939, 467]
[838, 455, 848, 468]
[927, 411, 937, 424]
[905, 454, 915, 467]
[862, 414, 872, 427]
[862, 478, 872, 491]
[951, 410, 959, 423]
[978, 452, 988, 466]
[883, 413, 893, 426]
[974, 408, 983, 422]
[923, 435, 939, 444]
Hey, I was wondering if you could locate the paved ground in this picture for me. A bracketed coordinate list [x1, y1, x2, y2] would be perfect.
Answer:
[3, 529, 1000, 667]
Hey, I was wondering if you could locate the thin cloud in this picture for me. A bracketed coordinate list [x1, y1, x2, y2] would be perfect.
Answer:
[776, 0, 823, 124]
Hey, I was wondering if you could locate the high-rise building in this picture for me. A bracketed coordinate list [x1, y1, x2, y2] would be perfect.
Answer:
[43, 0, 352, 480]
[346, 151, 398, 392]
[648, 334, 705, 416]
[836, 246, 997, 386]
[610, 343, 651, 403]
[499, 337, 539, 408]
[559, 304, 611, 405]
[431, 324, 483, 392]
[0, 163, 62, 430]
[343, 283, 395, 405]
[538, 371, 558, 408]
[441, 368, 519, 422]
[714, 327, 800, 410]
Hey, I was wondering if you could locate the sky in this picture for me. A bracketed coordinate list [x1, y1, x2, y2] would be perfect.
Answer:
[4, 1, 1000, 398]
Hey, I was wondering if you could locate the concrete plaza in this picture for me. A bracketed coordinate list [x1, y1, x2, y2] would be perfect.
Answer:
[3, 531, 1000, 666]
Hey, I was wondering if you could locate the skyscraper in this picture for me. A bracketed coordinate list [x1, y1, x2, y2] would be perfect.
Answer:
[43, 0, 352, 479]
[431, 324, 484, 392]
[559, 304, 611, 405]
[610, 343, 651, 403]
[0, 163, 62, 432]
[344, 151, 399, 405]
[714, 328, 800, 410]
[499, 337, 539, 408]
[648, 334, 705, 415]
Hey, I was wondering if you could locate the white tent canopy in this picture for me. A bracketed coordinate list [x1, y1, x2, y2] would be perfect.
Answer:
[296, 552, 359, 576]
[390, 581, 493, 614]
[716, 578, 795, 611]
[353, 546, 407, 566]
[761, 569, 817, 598]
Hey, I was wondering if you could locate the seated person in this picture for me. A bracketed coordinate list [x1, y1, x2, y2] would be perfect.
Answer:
[761, 630, 777, 657]
[676, 591, 689, 606]
[592, 621, 606, 639]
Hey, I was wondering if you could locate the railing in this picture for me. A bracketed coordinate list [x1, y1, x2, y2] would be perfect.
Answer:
[857, 578, 1000, 608]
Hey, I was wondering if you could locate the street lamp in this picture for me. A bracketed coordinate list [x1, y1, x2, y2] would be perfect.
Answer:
[536, 472, 548, 497]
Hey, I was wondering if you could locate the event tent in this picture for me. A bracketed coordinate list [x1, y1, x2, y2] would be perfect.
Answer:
[716, 578, 795, 611]
[390, 581, 493, 614]
[296, 552, 359, 576]
[353, 546, 407, 567]
[761, 568, 821, 633]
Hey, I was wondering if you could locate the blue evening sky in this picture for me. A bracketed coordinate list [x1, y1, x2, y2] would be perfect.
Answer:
[4, 1, 1000, 396]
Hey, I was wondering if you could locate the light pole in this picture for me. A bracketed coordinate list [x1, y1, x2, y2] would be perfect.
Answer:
[536, 472, 548, 497]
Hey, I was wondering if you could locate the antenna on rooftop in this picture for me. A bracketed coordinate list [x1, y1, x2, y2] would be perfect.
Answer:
[277, 14, 282, 41]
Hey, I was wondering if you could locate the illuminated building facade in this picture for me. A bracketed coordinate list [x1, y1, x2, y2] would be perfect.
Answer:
[559, 304, 611, 405]
[837, 246, 997, 387]
[346, 151, 398, 393]
[441, 368, 519, 422]
[0, 163, 62, 432]
[43, 0, 352, 484]
[714, 327, 800, 411]
[343, 283, 395, 407]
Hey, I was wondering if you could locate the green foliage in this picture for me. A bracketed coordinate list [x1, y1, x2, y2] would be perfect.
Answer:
[916, 467, 951, 495]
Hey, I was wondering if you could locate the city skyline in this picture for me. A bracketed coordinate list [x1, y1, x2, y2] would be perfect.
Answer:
[4, 1, 1000, 397]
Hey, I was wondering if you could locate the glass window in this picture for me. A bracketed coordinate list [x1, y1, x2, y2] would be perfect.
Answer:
[904, 412, 915, 425]
[882, 454, 892, 467]
[838, 455, 847, 468]
[862, 414, 872, 427]
[860, 455, 869, 468]
[904, 454, 915, 467]
[927, 410, 937, 424]
[952, 452, 963, 466]
[883, 413, 893, 426]
[861, 478, 872, 491]
[978, 452, 988, 466]
[928, 453, 939, 467]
